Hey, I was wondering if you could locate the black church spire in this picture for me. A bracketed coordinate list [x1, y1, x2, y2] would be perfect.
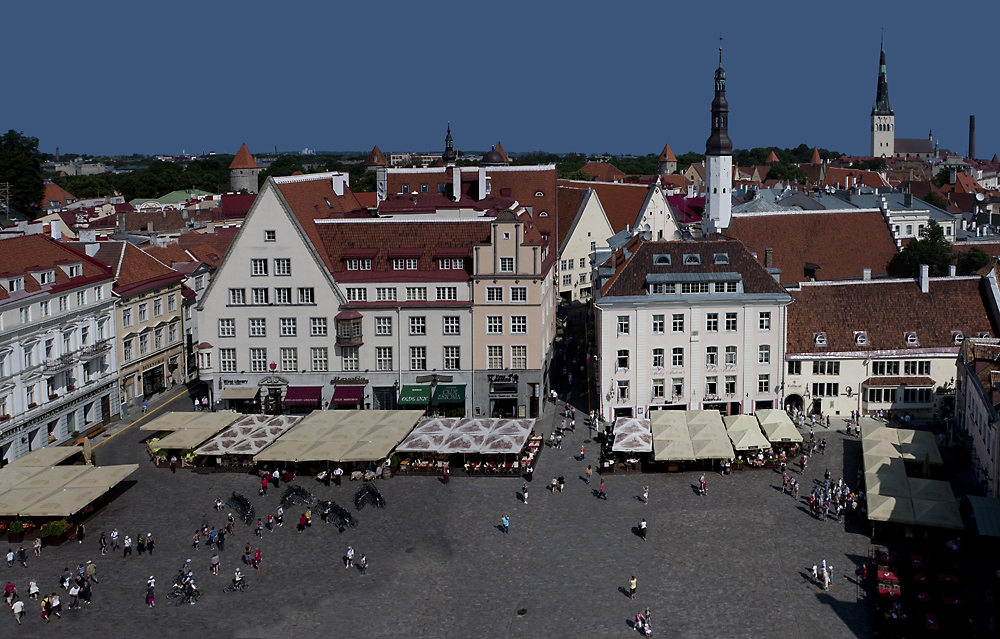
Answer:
[705, 45, 732, 156]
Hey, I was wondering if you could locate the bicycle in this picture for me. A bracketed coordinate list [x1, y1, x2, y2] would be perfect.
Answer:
[175, 589, 202, 606]
[223, 581, 251, 594]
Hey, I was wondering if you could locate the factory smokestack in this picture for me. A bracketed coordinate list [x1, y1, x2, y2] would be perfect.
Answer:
[969, 115, 976, 159]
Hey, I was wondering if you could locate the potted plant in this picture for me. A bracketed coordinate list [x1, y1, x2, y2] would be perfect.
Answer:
[0, 415, 10, 422]
[7, 520, 24, 543]
[27, 403, 37, 409]
[48, 393, 59, 400]
[39, 520, 70, 546]
[66, 385, 75, 391]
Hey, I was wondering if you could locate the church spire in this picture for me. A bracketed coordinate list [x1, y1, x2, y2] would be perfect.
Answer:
[705, 42, 732, 157]
[872, 36, 893, 116]
[442, 123, 457, 166]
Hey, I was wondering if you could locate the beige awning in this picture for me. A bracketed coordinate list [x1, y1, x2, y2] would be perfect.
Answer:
[155, 428, 223, 450]
[867, 493, 916, 524]
[755, 409, 803, 443]
[724, 415, 771, 451]
[861, 424, 900, 442]
[0, 487, 60, 516]
[16, 465, 139, 517]
[220, 386, 261, 401]
[911, 498, 964, 529]
[863, 454, 907, 475]
[17, 465, 91, 491]
[253, 410, 424, 462]
[690, 436, 735, 459]
[862, 438, 901, 458]
[865, 471, 911, 498]
[140, 411, 203, 431]
[652, 436, 696, 461]
[907, 478, 956, 503]
[6, 446, 83, 467]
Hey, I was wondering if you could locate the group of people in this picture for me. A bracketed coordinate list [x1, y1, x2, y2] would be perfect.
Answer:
[810, 558, 835, 590]
[808, 472, 861, 522]
[342, 546, 368, 573]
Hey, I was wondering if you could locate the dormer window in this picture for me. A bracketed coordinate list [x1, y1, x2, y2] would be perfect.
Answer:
[6, 277, 23, 293]
[979, 331, 992, 338]
[535, 191, 544, 197]
[905, 332, 919, 347]
[854, 331, 868, 346]
[539, 211, 549, 217]
[37, 271, 55, 285]
[713, 253, 729, 265]
[814, 332, 827, 346]
[68, 264, 81, 277]
[653, 254, 671, 266]
[683, 254, 701, 265]
[952, 331, 964, 345]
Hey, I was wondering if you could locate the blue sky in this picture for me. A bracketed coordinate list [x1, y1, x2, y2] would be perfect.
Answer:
[7, 0, 999, 159]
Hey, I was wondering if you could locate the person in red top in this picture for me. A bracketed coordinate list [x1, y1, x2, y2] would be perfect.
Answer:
[260, 475, 268, 496]
[253, 548, 261, 571]
[298, 514, 307, 533]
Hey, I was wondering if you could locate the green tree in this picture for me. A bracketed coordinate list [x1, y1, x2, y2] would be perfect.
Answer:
[858, 158, 888, 171]
[764, 163, 809, 183]
[922, 190, 948, 210]
[932, 167, 951, 188]
[889, 220, 955, 277]
[957, 247, 991, 275]
[675, 152, 705, 173]
[0, 130, 45, 215]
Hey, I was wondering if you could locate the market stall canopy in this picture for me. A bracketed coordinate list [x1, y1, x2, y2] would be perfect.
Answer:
[254, 410, 423, 463]
[650, 411, 688, 436]
[194, 415, 301, 457]
[612, 418, 653, 453]
[651, 435, 696, 461]
[5, 446, 83, 468]
[723, 415, 770, 451]
[863, 454, 907, 476]
[862, 438, 901, 458]
[691, 436, 735, 459]
[395, 418, 459, 452]
[330, 385, 365, 406]
[397, 385, 431, 405]
[861, 423, 899, 441]
[911, 498, 964, 530]
[0, 463, 138, 517]
[867, 493, 916, 525]
[865, 471, 911, 498]
[896, 430, 943, 465]
[219, 386, 261, 401]
[964, 496, 1000, 537]
[755, 409, 803, 443]
[282, 386, 323, 407]
[907, 478, 956, 503]
[140, 412, 240, 433]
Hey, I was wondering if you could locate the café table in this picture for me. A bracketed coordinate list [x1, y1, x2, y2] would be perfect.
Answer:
[913, 573, 928, 585]
[925, 613, 939, 631]
[877, 570, 899, 582]
[937, 574, 959, 585]
[911, 554, 925, 568]
[916, 592, 930, 603]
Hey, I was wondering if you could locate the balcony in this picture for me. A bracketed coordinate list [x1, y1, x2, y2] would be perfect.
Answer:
[81, 340, 112, 359]
[335, 312, 363, 348]
[43, 354, 76, 373]
[336, 333, 363, 347]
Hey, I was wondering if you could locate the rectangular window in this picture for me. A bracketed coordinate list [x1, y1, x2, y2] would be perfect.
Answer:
[706, 346, 718, 366]
[409, 316, 426, 335]
[252, 288, 269, 305]
[138, 303, 148, 322]
[652, 348, 664, 368]
[759, 312, 771, 330]
[904, 360, 931, 375]
[376, 287, 397, 301]
[19, 307, 29, 323]
[264, 230, 276, 242]
[410, 346, 427, 371]
[651, 314, 665, 334]
[195, 276, 205, 291]
[499, 257, 514, 273]
[814, 383, 841, 398]
[671, 378, 684, 398]
[511, 287, 527, 302]
[76, 291, 86, 306]
[167, 294, 177, 312]
[652, 378, 665, 400]
[274, 288, 291, 305]
[436, 287, 457, 301]
[725, 312, 737, 331]
[579, 273, 587, 284]
[617, 315, 630, 335]
[511, 345, 526, 370]
[672, 347, 684, 367]
[649, 283, 674, 294]
[706, 376, 718, 396]
[312, 347, 329, 371]
[812, 361, 841, 375]
[123, 339, 133, 362]
[251, 259, 268, 276]
[274, 258, 291, 276]
[671, 314, 684, 333]
[706, 313, 718, 332]
[169, 321, 178, 343]
[725, 375, 737, 395]
[487, 316, 503, 334]
[94, 285, 104, 300]
[406, 287, 427, 301]
[139, 333, 149, 355]
[617, 349, 629, 369]
[617, 380, 629, 400]
[229, 289, 246, 305]
[153, 298, 162, 317]
[376, 347, 393, 371]
[220, 348, 236, 372]
[871, 361, 900, 376]
[58, 295, 68, 312]
[310, 317, 328, 336]
[443, 316, 460, 335]
[346, 288, 367, 302]
[40, 300, 50, 317]
[249, 318, 266, 337]
[562, 275, 572, 286]
[280, 318, 297, 337]
[249, 348, 267, 372]
[788, 361, 802, 375]
[510, 316, 527, 334]
[725, 345, 737, 365]
[342, 346, 359, 372]
[758, 344, 770, 364]
[486, 287, 503, 302]
[758, 374, 770, 393]
[347, 259, 372, 271]
[579, 258, 586, 268]
[154, 327, 164, 349]
[298, 288, 315, 304]
[487, 345, 503, 369]
[375, 317, 392, 336]
[444, 346, 461, 371]
[680, 282, 710, 294]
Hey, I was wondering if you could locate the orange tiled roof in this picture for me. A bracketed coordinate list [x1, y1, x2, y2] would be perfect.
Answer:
[659, 143, 677, 163]
[0, 235, 111, 302]
[495, 141, 509, 164]
[556, 186, 587, 252]
[229, 144, 257, 170]
[364, 146, 388, 167]
[579, 162, 626, 183]
[560, 180, 648, 235]
[36, 183, 77, 209]
[91, 241, 182, 296]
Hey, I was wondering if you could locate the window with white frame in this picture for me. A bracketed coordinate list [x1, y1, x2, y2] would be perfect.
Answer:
[274, 258, 291, 276]
[487, 345, 503, 369]
[123, 339, 133, 362]
[406, 287, 427, 301]
[562, 275, 572, 286]
[346, 288, 367, 302]
[758, 374, 770, 393]
[652, 348, 664, 368]
[25, 384, 36, 407]
[672, 313, 684, 333]
[725, 312, 737, 331]
[579, 257, 586, 268]
[409, 316, 426, 335]
[759, 312, 771, 330]
[251, 288, 268, 305]
[788, 361, 802, 375]
[706, 313, 718, 332]
[617, 349, 629, 369]
[139, 333, 149, 355]
[410, 346, 427, 371]
[94, 285, 104, 300]
[249, 318, 266, 337]
[510, 316, 527, 334]
[249, 348, 267, 372]
[280, 318, 297, 337]
[376, 287, 396, 301]
[443, 346, 461, 370]
[220, 318, 237, 337]
[487, 287, 503, 302]
[298, 288, 314, 304]
[725, 345, 737, 365]
[152, 298, 161, 318]
[375, 317, 392, 336]
[19, 307, 29, 323]
[706, 346, 718, 366]
[443, 316, 460, 335]
[758, 344, 770, 364]
[511, 345, 526, 369]
[672, 377, 684, 398]
[220, 348, 236, 372]
[376, 347, 392, 371]
[510, 287, 527, 302]
[617, 316, 630, 335]
[251, 259, 268, 276]
[616, 380, 629, 400]
[195, 275, 205, 291]
[904, 360, 931, 375]
[347, 259, 372, 271]
[342, 346, 359, 371]
[154, 327, 164, 349]
[58, 295, 68, 311]
[725, 375, 736, 394]
[487, 316, 503, 334]
[40, 300, 50, 317]
[651, 314, 665, 334]
[311, 317, 327, 336]
[312, 347, 329, 371]
[579, 273, 587, 284]
[167, 294, 176, 312]
[138, 303, 148, 322]
[652, 378, 665, 400]
[229, 289, 246, 305]
[264, 230, 276, 242]
[672, 347, 684, 367]
[706, 376, 718, 396]
[169, 321, 178, 343]
[436, 287, 457, 301]
[499, 257, 514, 273]
[76, 291, 86, 306]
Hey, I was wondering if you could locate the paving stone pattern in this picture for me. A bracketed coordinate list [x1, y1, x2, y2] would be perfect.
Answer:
[0, 391, 873, 638]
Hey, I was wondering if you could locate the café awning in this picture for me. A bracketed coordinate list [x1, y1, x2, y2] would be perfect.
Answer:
[283, 386, 323, 407]
[220, 386, 261, 401]
[330, 385, 365, 406]
[397, 385, 431, 405]
[432, 385, 466, 404]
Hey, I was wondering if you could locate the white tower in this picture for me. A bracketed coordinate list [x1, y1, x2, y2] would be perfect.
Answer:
[703, 47, 733, 236]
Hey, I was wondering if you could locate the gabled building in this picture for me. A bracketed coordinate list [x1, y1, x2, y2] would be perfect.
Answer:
[593, 238, 791, 420]
[0, 235, 118, 463]
[957, 338, 1000, 496]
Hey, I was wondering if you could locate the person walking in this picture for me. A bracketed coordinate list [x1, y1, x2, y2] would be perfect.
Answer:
[266, 513, 274, 533]
[599, 478, 607, 500]
[110, 529, 119, 551]
[638, 519, 647, 542]
[40, 593, 52, 622]
[211, 552, 220, 575]
[17, 546, 26, 568]
[217, 528, 226, 552]
[501, 515, 509, 535]
[99, 533, 107, 556]
[137, 534, 146, 555]
[253, 548, 261, 571]
[821, 567, 830, 590]
[33, 537, 41, 558]
[629, 575, 637, 600]
[260, 474, 268, 496]
[276, 506, 284, 527]
[255, 519, 263, 538]
[77, 523, 85, 545]
[522, 482, 528, 505]
[7, 548, 14, 567]
[642, 486, 649, 505]
[297, 514, 307, 533]
[558, 476, 565, 493]
[85, 561, 97, 584]
[123, 535, 132, 558]
[68, 582, 80, 609]
[80, 580, 91, 605]
[11, 597, 24, 624]
[585, 465, 593, 484]
[28, 579, 38, 600]
[699, 474, 707, 496]
[827, 563, 833, 584]
[345, 546, 354, 569]
[359, 554, 368, 573]
[50, 592, 62, 618]
[146, 580, 155, 608]
[580, 445, 585, 461]
[142, 400, 148, 414]
[191, 531, 199, 551]
[169, 455, 177, 473]
[811, 562, 818, 583]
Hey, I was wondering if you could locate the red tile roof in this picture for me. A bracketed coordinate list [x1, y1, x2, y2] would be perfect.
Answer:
[177, 228, 237, 255]
[0, 235, 111, 302]
[725, 210, 899, 282]
[579, 162, 626, 183]
[665, 195, 704, 225]
[938, 171, 986, 195]
[142, 243, 194, 266]
[556, 186, 588, 252]
[765, 151, 780, 164]
[809, 147, 821, 164]
[184, 244, 224, 267]
[495, 141, 509, 164]
[559, 180, 648, 235]
[214, 193, 256, 221]
[91, 241, 183, 296]
[659, 143, 677, 163]
[354, 192, 377, 209]
[364, 146, 388, 167]
[658, 174, 688, 190]
[272, 175, 366, 272]
[229, 144, 257, 170]
[822, 167, 891, 189]
[787, 277, 994, 354]
[36, 183, 77, 209]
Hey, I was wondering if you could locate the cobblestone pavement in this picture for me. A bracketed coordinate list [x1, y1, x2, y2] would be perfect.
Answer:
[0, 392, 874, 638]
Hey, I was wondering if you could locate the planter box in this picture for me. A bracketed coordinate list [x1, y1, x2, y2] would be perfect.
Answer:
[7, 531, 23, 543]
[42, 532, 70, 547]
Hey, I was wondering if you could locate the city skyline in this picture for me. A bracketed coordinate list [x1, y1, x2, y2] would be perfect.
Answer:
[5, 1, 998, 159]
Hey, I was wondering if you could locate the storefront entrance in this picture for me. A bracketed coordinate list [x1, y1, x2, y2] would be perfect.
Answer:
[142, 365, 165, 398]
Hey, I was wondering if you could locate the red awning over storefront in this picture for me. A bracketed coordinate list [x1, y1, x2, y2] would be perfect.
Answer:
[330, 385, 365, 406]
[283, 386, 323, 407]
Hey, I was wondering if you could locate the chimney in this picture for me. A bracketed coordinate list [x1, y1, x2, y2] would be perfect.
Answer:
[948, 264, 957, 277]
[331, 174, 346, 197]
[904, 192, 913, 207]
[919, 264, 929, 293]
[764, 247, 773, 268]
[478, 166, 487, 201]
[862, 267, 871, 280]
[55, 146, 60, 162]
[452, 167, 461, 203]
[970, 115, 976, 159]
[51, 219, 61, 240]
[80, 230, 97, 244]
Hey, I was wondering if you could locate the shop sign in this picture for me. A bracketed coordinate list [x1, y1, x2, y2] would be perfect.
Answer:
[487, 373, 519, 384]
[329, 377, 369, 386]
[222, 379, 250, 386]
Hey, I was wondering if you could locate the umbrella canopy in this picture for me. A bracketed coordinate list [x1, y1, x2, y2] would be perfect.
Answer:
[907, 478, 956, 502]
[862, 438, 901, 458]
[690, 436, 735, 459]
[614, 418, 652, 435]
[612, 431, 653, 453]
[911, 498, 964, 529]
[395, 433, 449, 452]
[410, 418, 459, 435]
[6, 446, 83, 467]
[865, 471, 911, 498]
[861, 424, 899, 442]
[686, 410, 722, 426]
[652, 436, 696, 461]
[867, 493, 916, 525]
[755, 410, 803, 442]
[726, 426, 771, 451]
